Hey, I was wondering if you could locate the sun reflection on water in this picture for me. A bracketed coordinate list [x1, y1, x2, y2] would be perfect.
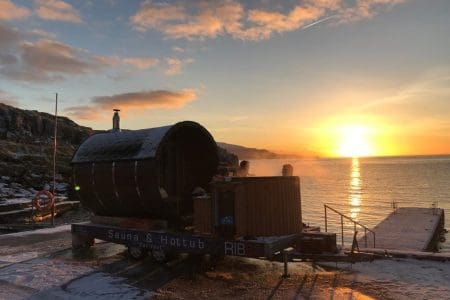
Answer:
[349, 157, 362, 219]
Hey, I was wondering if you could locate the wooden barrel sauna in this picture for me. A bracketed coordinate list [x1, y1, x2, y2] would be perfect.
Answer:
[71, 121, 218, 220]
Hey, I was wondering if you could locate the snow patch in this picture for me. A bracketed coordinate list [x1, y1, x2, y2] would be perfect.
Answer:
[0, 251, 39, 263]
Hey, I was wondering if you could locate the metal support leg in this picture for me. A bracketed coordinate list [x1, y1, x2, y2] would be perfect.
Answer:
[282, 247, 293, 278]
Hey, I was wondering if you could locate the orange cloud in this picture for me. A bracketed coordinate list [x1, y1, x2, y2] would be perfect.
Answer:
[241, 5, 323, 39]
[66, 89, 197, 120]
[130, 0, 407, 41]
[122, 57, 159, 69]
[131, 1, 186, 32]
[0, 0, 30, 20]
[35, 0, 82, 23]
[164, 57, 194, 76]
[93, 89, 197, 109]
[339, 0, 407, 22]
[131, 0, 244, 39]
[163, 1, 244, 40]
[63, 106, 103, 120]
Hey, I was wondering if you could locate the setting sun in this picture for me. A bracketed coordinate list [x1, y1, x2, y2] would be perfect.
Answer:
[338, 125, 373, 157]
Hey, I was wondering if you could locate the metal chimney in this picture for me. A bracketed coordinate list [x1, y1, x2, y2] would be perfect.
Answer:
[112, 109, 120, 132]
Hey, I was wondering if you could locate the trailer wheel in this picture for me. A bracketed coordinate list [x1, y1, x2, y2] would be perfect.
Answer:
[151, 248, 174, 263]
[128, 246, 148, 260]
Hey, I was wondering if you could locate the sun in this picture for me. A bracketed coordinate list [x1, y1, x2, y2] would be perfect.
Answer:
[337, 125, 373, 157]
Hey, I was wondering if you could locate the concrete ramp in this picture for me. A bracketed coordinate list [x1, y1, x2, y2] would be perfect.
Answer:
[360, 207, 445, 252]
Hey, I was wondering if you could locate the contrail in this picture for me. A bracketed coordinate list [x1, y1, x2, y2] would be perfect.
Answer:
[301, 14, 338, 30]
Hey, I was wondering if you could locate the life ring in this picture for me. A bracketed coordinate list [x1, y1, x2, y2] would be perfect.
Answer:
[32, 190, 55, 210]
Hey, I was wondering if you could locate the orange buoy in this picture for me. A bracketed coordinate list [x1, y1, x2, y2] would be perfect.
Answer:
[32, 190, 55, 210]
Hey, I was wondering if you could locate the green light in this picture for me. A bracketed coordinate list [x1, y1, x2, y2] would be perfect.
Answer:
[74, 185, 81, 191]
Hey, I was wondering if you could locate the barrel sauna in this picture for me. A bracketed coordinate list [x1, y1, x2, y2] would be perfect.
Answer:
[71, 121, 218, 221]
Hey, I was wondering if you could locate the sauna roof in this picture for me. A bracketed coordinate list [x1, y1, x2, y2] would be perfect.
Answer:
[71, 121, 214, 163]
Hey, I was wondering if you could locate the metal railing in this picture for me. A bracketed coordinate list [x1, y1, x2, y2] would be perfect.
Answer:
[324, 204, 376, 248]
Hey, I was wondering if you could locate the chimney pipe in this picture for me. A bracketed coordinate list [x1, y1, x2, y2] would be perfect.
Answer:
[112, 109, 120, 132]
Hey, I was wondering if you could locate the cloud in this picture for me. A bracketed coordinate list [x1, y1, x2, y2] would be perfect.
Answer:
[35, 0, 82, 23]
[357, 69, 450, 119]
[0, 38, 109, 82]
[164, 57, 194, 76]
[131, 1, 186, 32]
[0, 22, 21, 48]
[63, 105, 103, 120]
[21, 39, 105, 73]
[29, 28, 57, 39]
[97, 54, 160, 71]
[339, 0, 406, 22]
[92, 89, 197, 109]
[0, 23, 161, 82]
[130, 0, 406, 41]
[132, 0, 244, 40]
[65, 89, 197, 120]
[162, 1, 244, 40]
[172, 46, 184, 53]
[0, 23, 111, 82]
[0, 0, 31, 20]
[122, 57, 159, 69]
[240, 5, 324, 40]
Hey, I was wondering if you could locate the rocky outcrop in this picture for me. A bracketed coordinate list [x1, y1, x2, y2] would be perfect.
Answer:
[0, 103, 93, 188]
[0, 103, 92, 145]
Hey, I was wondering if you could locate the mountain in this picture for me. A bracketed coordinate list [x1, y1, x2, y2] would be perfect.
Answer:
[217, 142, 296, 159]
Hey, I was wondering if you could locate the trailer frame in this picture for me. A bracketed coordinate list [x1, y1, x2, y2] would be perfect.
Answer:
[71, 222, 300, 260]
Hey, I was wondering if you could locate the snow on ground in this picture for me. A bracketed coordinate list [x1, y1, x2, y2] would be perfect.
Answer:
[0, 252, 39, 263]
[0, 225, 71, 238]
[33, 272, 153, 300]
[320, 258, 450, 299]
[1, 219, 450, 299]
[0, 257, 94, 290]
[0, 177, 69, 207]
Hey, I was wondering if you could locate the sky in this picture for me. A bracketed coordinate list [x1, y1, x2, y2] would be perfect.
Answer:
[0, 0, 449, 157]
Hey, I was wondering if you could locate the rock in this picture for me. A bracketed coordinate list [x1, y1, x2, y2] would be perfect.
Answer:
[0, 103, 94, 188]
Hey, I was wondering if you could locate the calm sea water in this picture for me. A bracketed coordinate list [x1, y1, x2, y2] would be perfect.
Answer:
[249, 156, 450, 252]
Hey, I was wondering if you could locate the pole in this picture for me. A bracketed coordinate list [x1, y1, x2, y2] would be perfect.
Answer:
[51, 93, 58, 226]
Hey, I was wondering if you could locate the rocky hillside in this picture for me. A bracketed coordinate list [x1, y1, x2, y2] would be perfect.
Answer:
[217, 142, 291, 159]
[0, 103, 93, 188]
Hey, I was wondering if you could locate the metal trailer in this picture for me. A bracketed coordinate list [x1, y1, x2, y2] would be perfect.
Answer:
[71, 221, 300, 263]
[70, 219, 351, 280]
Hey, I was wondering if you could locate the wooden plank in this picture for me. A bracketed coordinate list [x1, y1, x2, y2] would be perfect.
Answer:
[359, 207, 445, 251]
[231, 177, 302, 237]
[0, 201, 80, 222]
[193, 196, 213, 235]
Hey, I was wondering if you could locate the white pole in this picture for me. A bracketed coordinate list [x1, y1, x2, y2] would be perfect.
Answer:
[52, 93, 58, 226]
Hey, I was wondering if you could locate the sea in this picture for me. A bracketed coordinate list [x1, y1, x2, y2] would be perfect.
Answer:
[249, 156, 450, 253]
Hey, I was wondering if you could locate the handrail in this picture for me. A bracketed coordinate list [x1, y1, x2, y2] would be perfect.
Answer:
[324, 204, 376, 248]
